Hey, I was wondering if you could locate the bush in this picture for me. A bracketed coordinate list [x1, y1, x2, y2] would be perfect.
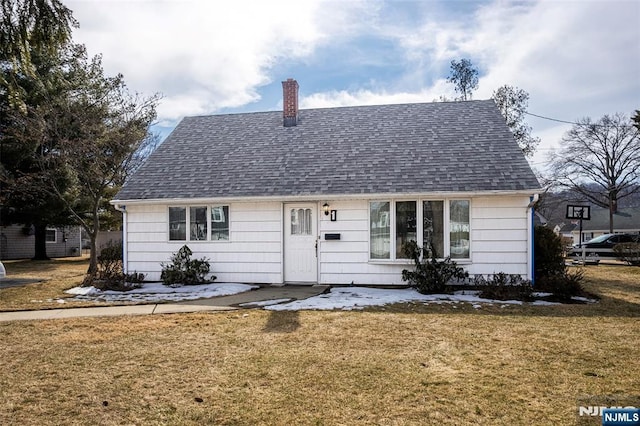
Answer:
[401, 241, 468, 294]
[161, 245, 215, 286]
[614, 242, 640, 266]
[534, 226, 566, 281]
[93, 240, 145, 291]
[536, 269, 585, 301]
[533, 225, 585, 300]
[96, 240, 123, 281]
[475, 272, 533, 301]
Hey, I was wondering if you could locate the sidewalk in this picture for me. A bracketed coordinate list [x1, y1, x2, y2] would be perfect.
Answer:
[0, 284, 330, 322]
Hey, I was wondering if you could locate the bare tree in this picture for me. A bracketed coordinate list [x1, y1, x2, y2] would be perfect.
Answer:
[550, 113, 640, 232]
[447, 59, 478, 101]
[492, 85, 540, 158]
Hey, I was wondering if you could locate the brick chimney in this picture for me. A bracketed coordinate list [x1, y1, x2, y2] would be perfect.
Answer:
[282, 78, 299, 127]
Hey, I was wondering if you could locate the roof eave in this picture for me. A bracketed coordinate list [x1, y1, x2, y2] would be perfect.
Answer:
[111, 188, 541, 207]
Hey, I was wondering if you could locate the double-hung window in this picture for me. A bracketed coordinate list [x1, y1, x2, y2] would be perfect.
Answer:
[45, 228, 57, 243]
[369, 199, 470, 260]
[169, 205, 229, 241]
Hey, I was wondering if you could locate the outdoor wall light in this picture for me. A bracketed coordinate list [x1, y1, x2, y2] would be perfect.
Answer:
[323, 202, 330, 216]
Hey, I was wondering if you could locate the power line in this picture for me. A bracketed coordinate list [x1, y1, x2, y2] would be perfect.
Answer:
[521, 110, 634, 128]
[522, 110, 577, 125]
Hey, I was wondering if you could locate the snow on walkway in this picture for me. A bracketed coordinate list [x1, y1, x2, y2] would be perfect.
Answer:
[265, 287, 563, 311]
[65, 283, 594, 310]
[66, 283, 258, 303]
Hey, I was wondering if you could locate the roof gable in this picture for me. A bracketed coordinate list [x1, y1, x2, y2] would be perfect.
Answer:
[115, 100, 540, 201]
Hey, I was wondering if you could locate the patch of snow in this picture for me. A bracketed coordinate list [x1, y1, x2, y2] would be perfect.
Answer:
[265, 287, 547, 311]
[66, 286, 95, 296]
[572, 296, 597, 303]
[266, 287, 428, 311]
[62, 281, 583, 310]
[532, 292, 553, 297]
[65, 283, 257, 303]
[239, 298, 293, 307]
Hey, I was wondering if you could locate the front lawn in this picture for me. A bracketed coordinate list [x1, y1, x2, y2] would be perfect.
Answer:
[0, 257, 91, 311]
[0, 260, 639, 424]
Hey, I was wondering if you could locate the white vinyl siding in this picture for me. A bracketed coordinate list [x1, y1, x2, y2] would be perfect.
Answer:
[320, 196, 532, 284]
[121, 194, 534, 285]
[125, 202, 282, 283]
[468, 196, 531, 276]
[322, 200, 408, 285]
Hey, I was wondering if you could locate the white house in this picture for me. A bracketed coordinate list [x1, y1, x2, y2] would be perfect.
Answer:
[112, 79, 541, 285]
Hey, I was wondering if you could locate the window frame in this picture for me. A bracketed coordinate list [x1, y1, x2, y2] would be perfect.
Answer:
[368, 198, 471, 262]
[168, 205, 230, 242]
[210, 205, 229, 241]
[45, 228, 57, 243]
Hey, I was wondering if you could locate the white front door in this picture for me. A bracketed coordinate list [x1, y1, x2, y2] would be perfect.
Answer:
[284, 204, 318, 283]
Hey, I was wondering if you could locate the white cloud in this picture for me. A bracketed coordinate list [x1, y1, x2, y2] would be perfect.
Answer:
[298, 0, 639, 161]
[68, 0, 342, 122]
[66, 0, 639, 165]
[301, 78, 452, 109]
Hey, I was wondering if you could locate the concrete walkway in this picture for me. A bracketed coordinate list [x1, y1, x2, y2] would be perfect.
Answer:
[0, 285, 330, 322]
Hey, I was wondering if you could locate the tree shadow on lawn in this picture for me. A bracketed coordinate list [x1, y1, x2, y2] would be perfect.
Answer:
[262, 310, 301, 333]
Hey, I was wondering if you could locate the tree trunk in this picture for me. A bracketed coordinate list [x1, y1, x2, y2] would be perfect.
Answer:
[32, 223, 50, 260]
[82, 204, 101, 286]
[82, 231, 98, 286]
[608, 191, 617, 234]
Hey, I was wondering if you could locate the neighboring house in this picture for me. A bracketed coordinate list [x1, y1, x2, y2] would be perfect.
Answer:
[553, 222, 577, 239]
[0, 225, 82, 260]
[551, 222, 578, 253]
[112, 79, 541, 285]
[570, 207, 640, 245]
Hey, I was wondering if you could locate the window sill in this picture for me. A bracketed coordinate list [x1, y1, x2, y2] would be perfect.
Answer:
[168, 240, 230, 243]
[368, 259, 413, 265]
[368, 258, 472, 265]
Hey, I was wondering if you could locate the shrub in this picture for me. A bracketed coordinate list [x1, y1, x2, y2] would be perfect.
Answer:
[401, 241, 468, 294]
[534, 225, 566, 281]
[475, 272, 533, 301]
[93, 240, 145, 291]
[533, 225, 586, 300]
[536, 268, 585, 301]
[96, 240, 123, 281]
[614, 242, 640, 266]
[161, 245, 215, 286]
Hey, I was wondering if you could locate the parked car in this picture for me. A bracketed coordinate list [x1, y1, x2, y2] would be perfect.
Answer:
[568, 233, 640, 260]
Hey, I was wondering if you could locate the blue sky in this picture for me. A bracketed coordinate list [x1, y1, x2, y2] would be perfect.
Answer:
[66, 0, 640, 173]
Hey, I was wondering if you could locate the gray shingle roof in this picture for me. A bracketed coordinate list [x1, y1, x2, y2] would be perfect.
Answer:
[115, 100, 540, 201]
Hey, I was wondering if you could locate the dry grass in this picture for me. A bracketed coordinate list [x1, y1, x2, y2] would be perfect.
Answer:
[0, 261, 639, 425]
[0, 257, 88, 310]
[0, 257, 121, 311]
